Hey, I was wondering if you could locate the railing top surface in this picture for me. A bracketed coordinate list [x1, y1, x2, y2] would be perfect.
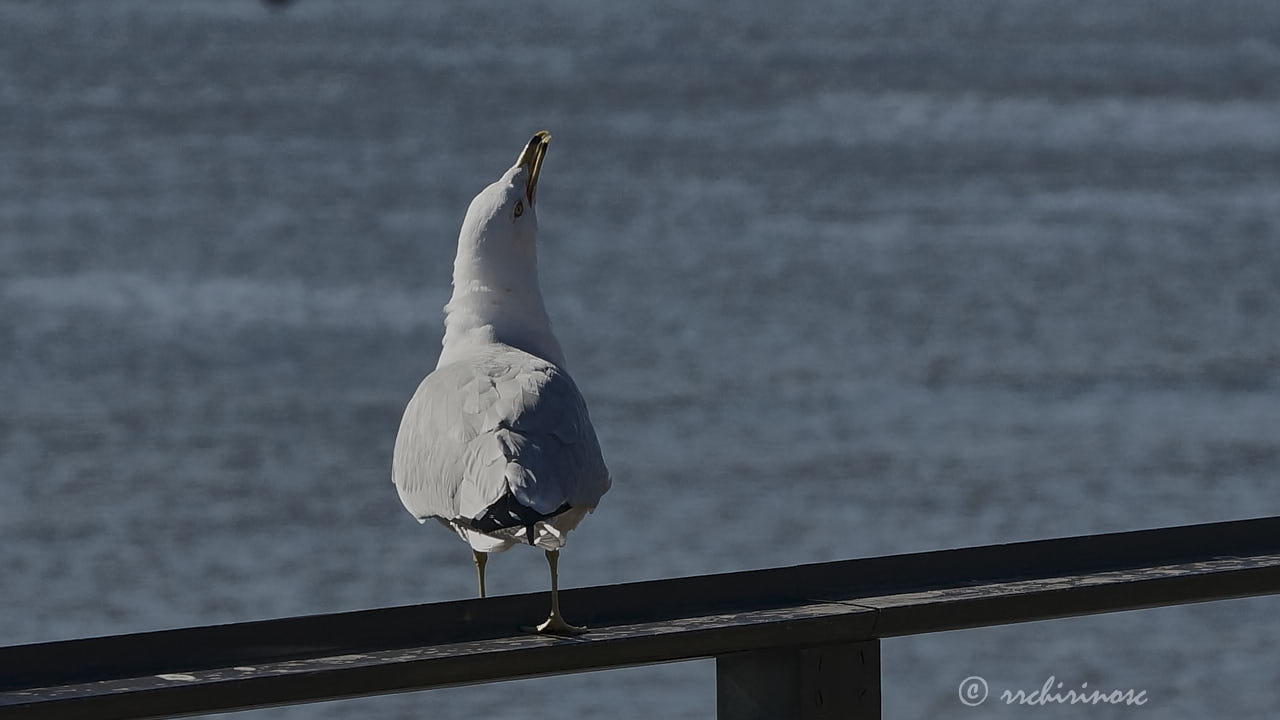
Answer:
[3, 515, 1279, 719]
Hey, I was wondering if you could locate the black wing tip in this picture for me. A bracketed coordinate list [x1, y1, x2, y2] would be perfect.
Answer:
[467, 491, 571, 535]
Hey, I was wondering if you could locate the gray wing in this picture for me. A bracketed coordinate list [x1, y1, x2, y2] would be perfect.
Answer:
[391, 347, 610, 525]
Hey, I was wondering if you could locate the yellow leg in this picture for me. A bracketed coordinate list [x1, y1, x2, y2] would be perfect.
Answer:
[533, 549, 586, 635]
[473, 550, 487, 599]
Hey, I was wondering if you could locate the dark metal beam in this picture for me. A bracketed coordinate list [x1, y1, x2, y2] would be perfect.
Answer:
[717, 641, 880, 720]
[2, 516, 1278, 719]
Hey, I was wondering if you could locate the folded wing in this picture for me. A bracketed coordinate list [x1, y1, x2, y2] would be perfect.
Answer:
[392, 345, 610, 529]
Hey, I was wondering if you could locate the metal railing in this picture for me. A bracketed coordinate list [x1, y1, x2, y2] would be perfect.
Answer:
[3, 516, 1279, 719]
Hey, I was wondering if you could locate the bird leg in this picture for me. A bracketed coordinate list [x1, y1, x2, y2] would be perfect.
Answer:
[472, 550, 488, 599]
[532, 549, 586, 635]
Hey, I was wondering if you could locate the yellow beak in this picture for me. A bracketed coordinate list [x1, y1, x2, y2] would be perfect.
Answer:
[516, 130, 551, 206]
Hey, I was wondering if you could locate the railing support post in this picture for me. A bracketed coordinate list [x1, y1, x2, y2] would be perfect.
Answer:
[716, 640, 880, 720]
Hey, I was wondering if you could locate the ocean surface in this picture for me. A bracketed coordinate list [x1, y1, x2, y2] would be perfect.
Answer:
[2, 1, 1279, 717]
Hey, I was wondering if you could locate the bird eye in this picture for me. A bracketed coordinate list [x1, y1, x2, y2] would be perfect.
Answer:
[514, 200, 524, 219]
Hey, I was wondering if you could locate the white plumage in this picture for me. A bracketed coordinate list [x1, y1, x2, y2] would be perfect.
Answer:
[391, 131, 609, 633]
[393, 346, 608, 550]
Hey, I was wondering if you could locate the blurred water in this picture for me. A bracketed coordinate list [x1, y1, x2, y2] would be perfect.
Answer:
[2, 1, 1279, 718]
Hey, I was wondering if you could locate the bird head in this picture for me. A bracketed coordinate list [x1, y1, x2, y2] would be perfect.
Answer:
[441, 130, 564, 367]
[456, 130, 551, 265]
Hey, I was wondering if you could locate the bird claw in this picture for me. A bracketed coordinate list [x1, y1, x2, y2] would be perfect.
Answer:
[523, 614, 587, 636]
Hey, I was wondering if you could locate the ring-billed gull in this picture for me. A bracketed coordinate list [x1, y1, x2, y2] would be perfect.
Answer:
[392, 131, 610, 634]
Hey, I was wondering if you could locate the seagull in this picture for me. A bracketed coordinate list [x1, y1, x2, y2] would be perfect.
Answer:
[392, 131, 610, 634]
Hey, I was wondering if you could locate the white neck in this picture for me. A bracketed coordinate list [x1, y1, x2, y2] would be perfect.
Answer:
[438, 247, 566, 369]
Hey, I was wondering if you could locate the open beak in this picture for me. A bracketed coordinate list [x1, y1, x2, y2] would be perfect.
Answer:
[516, 130, 551, 207]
